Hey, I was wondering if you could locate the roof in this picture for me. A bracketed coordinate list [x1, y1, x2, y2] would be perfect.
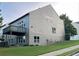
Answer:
[9, 13, 29, 25]
[0, 24, 6, 28]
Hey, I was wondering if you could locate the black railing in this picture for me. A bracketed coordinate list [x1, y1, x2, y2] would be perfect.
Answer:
[3, 25, 26, 34]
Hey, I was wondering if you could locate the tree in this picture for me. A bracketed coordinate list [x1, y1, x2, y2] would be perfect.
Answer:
[60, 14, 77, 40]
[0, 9, 3, 27]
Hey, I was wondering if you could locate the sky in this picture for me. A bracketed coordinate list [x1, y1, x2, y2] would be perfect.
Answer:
[0, 2, 79, 24]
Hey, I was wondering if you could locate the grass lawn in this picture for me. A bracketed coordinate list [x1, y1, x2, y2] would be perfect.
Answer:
[0, 40, 79, 56]
[58, 48, 79, 56]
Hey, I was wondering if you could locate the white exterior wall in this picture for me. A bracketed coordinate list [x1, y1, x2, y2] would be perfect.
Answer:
[29, 5, 65, 45]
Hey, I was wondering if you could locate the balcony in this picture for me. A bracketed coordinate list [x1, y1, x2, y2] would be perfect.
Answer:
[3, 25, 26, 36]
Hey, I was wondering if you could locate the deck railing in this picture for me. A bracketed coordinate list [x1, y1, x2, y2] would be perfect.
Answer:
[3, 25, 26, 34]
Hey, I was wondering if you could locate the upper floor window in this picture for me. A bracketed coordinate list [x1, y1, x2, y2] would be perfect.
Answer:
[22, 24, 23, 27]
[20, 22, 21, 24]
[18, 21, 23, 25]
[52, 27, 56, 33]
[22, 21, 23, 23]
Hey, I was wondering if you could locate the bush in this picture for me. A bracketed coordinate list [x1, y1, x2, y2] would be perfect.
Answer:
[29, 45, 34, 46]
[0, 41, 9, 47]
[11, 44, 15, 46]
[23, 44, 28, 46]
[36, 44, 39, 46]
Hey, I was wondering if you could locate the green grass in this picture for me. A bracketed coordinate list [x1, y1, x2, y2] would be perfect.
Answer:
[58, 48, 79, 56]
[0, 40, 79, 56]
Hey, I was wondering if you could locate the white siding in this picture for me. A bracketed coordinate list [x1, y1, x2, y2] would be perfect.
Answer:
[29, 5, 65, 45]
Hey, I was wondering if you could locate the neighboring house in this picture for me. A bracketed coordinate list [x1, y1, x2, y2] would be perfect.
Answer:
[70, 22, 79, 40]
[0, 5, 65, 46]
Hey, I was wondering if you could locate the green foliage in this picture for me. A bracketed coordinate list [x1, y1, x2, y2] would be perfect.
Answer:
[0, 9, 3, 27]
[60, 14, 77, 40]
[59, 48, 79, 56]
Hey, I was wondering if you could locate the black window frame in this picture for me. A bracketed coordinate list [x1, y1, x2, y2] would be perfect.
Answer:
[52, 27, 56, 33]
[34, 36, 40, 43]
[34, 36, 36, 43]
[37, 36, 39, 43]
[34, 36, 36, 39]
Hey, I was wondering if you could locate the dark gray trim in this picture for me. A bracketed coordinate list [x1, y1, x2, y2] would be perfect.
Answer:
[9, 13, 29, 25]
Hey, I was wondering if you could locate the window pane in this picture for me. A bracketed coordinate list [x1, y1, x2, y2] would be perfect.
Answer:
[37, 39, 39, 43]
[34, 36, 36, 39]
[34, 39, 36, 43]
[34, 36, 36, 43]
[52, 27, 56, 33]
[37, 36, 39, 39]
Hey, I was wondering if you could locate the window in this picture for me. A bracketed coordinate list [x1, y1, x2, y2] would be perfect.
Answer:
[19, 38, 20, 43]
[11, 39, 13, 43]
[34, 39, 36, 43]
[37, 36, 39, 43]
[37, 36, 39, 39]
[21, 40, 22, 43]
[34, 36, 36, 39]
[23, 40, 25, 43]
[52, 27, 56, 33]
[20, 22, 21, 24]
[34, 36, 36, 43]
[22, 21, 23, 23]
[22, 24, 23, 27]
[9, 39, 10, 43]
[34, 36, 39, 43]
[37, 39, 39, 43]
[18, 23, 20, 25]
[24, 24, 25, 27]
[31, 26, 33, 28]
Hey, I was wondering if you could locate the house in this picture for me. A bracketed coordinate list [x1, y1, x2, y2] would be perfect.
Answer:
[0, 5, 65, 46]
[70, 22, 79, 40]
